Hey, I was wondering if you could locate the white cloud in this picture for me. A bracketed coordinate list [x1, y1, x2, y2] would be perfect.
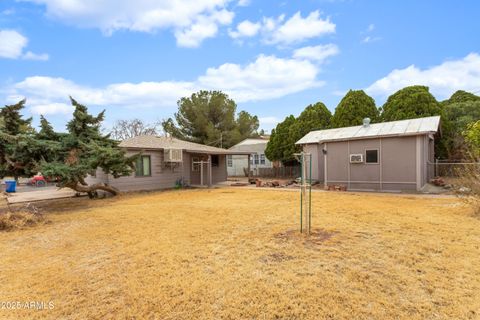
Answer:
[0, 30, 28, 59]
[228, 11, 335, 45]
[263, 11, 335, 45]
[0, 29, 49, 60]
[23, 51, 50, 61]
[366, 53, 480, 99]
[293, 44, 339, 62]
[23, 0, 235, 47]
[199, 54, 322, 101]
[5, 54, 322, 115]
[175, 9, 234, 47]
[237, 0, 250, 6]
[362, 35, 381, 44]
[367, 23, 375, 32]
[228, 20, 260, 39]
[30, 103, 73, 115]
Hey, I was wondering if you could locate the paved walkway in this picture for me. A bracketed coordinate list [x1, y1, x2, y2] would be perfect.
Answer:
[6, 188, 77, 204]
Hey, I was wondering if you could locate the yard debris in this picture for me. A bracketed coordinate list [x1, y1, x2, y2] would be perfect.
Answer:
[430, 177, 446, 187]
[325, 185, 347, 191]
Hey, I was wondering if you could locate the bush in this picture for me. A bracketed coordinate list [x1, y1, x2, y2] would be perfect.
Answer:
[454, 163, 480, 216]
[0, 208, 47, 231]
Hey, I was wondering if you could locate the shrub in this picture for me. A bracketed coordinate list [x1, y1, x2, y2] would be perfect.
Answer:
[0, 208, 47, 231]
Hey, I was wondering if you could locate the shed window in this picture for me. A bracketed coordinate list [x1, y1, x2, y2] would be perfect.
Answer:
[260, 154, 266, 165]
[365, 150, 378, 163]
[135, 155, 151, 177]
[254, 154, 259, 164]
[211, 155, 219, 167]
[227, 155, 233, 167]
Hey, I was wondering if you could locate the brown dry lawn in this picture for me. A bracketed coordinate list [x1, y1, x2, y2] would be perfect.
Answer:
[0, 188, 479, 319]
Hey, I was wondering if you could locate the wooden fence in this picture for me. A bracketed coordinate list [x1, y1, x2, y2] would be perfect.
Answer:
[251, 166, 301, 178]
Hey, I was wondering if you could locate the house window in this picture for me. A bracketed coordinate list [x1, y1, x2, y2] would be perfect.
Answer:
[135, 155, 151, 177]
[365, 149, 378, 164]
[192, 157, 200, 172]
[250, 156, 253, 165]
[211, 155, 219, 167]
[254, 154, 259, 164]
[260, 154, 266, 165]
[227, 155, 233, 167]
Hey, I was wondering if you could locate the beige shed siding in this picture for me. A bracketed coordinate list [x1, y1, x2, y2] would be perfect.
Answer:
[308, 134, 429, 191]
[303, 144, 320, 181]
[326, 142, 349, 182]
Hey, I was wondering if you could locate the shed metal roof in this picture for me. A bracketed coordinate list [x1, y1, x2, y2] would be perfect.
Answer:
[296, 116, 440, 145]
[119, 135, 251, 155]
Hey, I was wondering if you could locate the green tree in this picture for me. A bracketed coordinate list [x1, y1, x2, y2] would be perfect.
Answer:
[265, 102, 332, 164]
[265, 115, 296, 164]
[381, 86, 442, 121]
[2, 97, 137, 197]
[441, 90, 480, 106]
[464, 120, 480, 158]
[162, 90, 259, 148]
[331, 90, 378, 128]
[442, 96, 480, 159]
[0, 99, 35, 178]
[286, 102, 332, 157]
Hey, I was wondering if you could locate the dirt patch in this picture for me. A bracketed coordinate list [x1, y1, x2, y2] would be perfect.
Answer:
[274, 228, 338, 245]
[260, 252, 295, 263]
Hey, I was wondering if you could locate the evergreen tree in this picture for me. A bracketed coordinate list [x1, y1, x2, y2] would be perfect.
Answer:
[331, 90, 378, 128]
[38, 97, 137, 197]
[162, 90, 259, 148]
[0, 99, 35, 178]
[381, 86, 442, 121]
[265, 115, 296, 164]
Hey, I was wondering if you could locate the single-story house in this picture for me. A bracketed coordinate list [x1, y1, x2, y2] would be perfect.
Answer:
[296, 116, 441, 192]
[87, 135, 251, 192]
[227, 137, 275, 176]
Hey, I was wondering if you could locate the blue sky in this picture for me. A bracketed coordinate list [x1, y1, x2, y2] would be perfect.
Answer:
[0, 0, 479, 133]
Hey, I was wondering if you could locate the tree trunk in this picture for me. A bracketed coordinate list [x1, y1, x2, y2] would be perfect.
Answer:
[66, 182, 120, 198]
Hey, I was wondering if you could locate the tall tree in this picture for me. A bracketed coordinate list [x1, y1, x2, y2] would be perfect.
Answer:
[265, 115, 296, 164]
[110, 119, 162, 141]
[381, 85, 442, 121]
[442, 91, 480, 159]
[0, 99, 33, 135]
[265, 102, 332, 164]
[464, 120, 480, 158]
[162, 90, 259, 148]
[286, 102, 332, 157]
[0, 99, 34, 178]
[331, 90, 378, 128]
[3, 97, 138, 197]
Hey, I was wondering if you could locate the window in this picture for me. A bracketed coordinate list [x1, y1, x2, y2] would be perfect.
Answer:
[250, 156, 253, 165]
[227, 155, 233, 167]
[135, 155, 151, 177]
[254, 154, 259, 164]
[260, 154, 266, 165]
[365, 149, 378, 164]
[211, 155, 219, 167]
[192, 157, 200, 172]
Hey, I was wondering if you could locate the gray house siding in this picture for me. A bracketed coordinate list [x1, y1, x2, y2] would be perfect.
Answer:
[86, 149, 228, 192]
[304, 134, 433, 192]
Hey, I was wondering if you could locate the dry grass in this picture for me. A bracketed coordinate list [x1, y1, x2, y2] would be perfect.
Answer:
[0, 211, 47, 231]
[0, 189, 479, 319]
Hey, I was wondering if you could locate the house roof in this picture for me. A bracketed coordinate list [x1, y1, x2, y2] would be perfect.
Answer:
[296, 116, 441, 145]
[229, 138, 269, 152]
[119, 135, 251, 155]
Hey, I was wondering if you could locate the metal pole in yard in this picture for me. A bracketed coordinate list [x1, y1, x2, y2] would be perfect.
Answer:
[300, 154, 303, 233]
[309, 153, 312, 234]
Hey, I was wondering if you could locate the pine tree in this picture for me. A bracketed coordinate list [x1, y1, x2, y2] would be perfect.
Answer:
[331, 90, 378, 128]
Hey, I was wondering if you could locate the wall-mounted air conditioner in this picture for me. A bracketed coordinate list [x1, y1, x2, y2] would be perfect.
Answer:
[164, 149, 183, 162]
[349, 154, 363, 163]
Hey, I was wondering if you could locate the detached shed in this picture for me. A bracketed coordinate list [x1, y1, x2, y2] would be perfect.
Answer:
[296, 116, 441, 192]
